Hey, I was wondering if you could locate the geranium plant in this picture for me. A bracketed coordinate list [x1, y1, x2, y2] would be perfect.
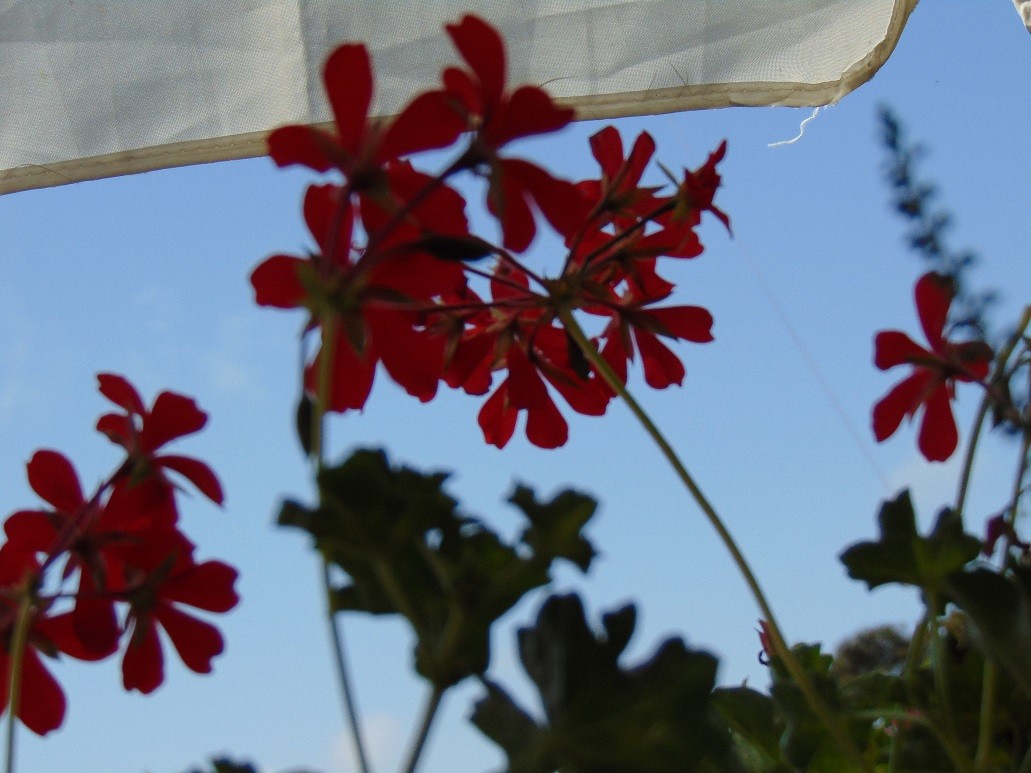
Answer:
[1, 12, 1028, 773]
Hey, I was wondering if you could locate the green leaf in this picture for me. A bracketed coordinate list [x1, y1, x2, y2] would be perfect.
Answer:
[278, 449, 597, 690]
[839, 490, 981, 597]
[712, 686, 789, 770]
[472, 593, 738, 771]
[469, 682, 557, 773]
[947, 566, 1031, 696]
[509, 485, 597, 573]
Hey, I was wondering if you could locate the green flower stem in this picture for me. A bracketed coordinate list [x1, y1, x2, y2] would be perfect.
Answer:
[927, 594, 956, 738]
[557, 308, 870, 772]
[975, 412, 1031, 770]
[400, 685, 444, 773]
[974, 658, 997, 772]
[954, 395, 991, 519]
[955, 307, 1030, 518]
[4, 595, 33, 773]
[958, 307, 1030, 771]
[311, 315, 373, 773]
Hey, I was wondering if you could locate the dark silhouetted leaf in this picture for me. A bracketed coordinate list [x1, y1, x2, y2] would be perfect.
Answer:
[472, 593, 738, 772]
[509, 485, 597, 572]
[839, 491, 980, 597]
[947, 566, 1031, 696]
[278, 449, 596, 690]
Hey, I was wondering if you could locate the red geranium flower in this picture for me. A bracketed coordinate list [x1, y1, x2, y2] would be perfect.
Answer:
[95, 373, 224, 507]
[577, 126, 661, 229]
[251, 182, 465, 412]
[872, 272, 993, 462]
[441, 14, 588, 251]
[0, 544, 109, 735]
[267, 43, 465, 184]
[120, 557, 239, 694]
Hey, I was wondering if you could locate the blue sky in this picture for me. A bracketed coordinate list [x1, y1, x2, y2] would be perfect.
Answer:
[1, 3, 1029, 772]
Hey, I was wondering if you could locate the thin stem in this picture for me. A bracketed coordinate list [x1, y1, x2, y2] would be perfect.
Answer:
[956, 308, 1030, 517]
[5, 596, 33, 773]
[974, 658, 997, 771]
[927, 598, 957, 744]
[961, 309, 1030, 770]
[955, 395, 991, 518]
[557, 307, 870, 772]
[310, 314, 372, 773]
[323, 562, 372, 773]
[399, 685, 444, 773]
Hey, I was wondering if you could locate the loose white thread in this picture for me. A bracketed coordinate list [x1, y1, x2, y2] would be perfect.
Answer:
[768, 107, 824, 148]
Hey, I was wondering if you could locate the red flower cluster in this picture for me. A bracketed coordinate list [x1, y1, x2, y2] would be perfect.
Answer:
[0, 375, 237, 734]
[253, 14, 728, 449]
[872, 272, 993, 462]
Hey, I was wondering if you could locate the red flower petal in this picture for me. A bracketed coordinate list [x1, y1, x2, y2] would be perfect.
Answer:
[155, 604, 225, 675]
[370, 311, 444, 403]
[648, 306, 714, 343]
[3, 511, 58, 552]
[872, 369, 934, 442]
[874, 331, 929, 370]
[525, 396, 568, 449]
[305, 329, 377, 413]
[96, 413, 134, 448]
[487, 167, 536, 252]
[97, 373, 146, 415]
[250, 255, 309, 309]
[503, 159, 587, 240]
[446, 15, 506, 110]
[26, 450, 83, 513]
[303, 183, 353, 264]
[323, 44, 373, 155]
[478, 382, 517, 449]
[162, 560, 239, 613]
[122, 618, 164, 694]
[918, 383, 958, 462]
[70, 593, 120, 658]
[381, 91, 467, 160]
[487, 86, 575, 147]
[140, 392, 208, 451]
[589, 125, 624, 178]
[12, 649, 66, 736]
[914, 272, 951, 351]
[266, 125, 335, 173]
[635, 329, 685, 389]
[157, 454, 224, 505]
[505, 347, 550, 409]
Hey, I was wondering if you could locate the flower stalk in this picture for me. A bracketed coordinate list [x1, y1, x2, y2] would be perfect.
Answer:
[557, 306, 870, 771]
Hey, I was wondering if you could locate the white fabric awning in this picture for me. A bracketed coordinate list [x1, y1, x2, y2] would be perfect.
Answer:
[0, 0, 919, 194]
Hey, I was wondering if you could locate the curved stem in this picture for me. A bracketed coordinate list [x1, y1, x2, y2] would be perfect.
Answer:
[310, 314, 372, 773]
[954, 395, 991, 518]
[557, 307, 870, 771]
[956, 307, 1030, 516]
[5, 596, 33, 773]
[399, 685, 444, 773]
[323, 562, 372, 773]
